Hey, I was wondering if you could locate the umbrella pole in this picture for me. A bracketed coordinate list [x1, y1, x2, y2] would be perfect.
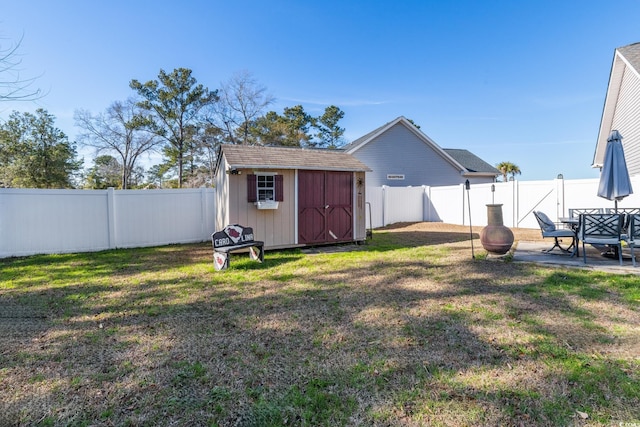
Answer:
[607, 199, 620, 259]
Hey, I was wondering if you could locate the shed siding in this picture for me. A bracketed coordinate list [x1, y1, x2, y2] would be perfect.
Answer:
[227, 168, 297, 249]
[611, 66, 640, 176]
[350, 123, 462, 187]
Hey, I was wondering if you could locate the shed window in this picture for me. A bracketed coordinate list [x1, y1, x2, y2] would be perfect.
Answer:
[247, 174, 283, 202]
[258, 175, 275, 201]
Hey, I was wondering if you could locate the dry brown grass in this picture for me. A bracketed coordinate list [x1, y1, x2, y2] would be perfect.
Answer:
[378, 221, 544, 242]
[0, 222, 638, 426]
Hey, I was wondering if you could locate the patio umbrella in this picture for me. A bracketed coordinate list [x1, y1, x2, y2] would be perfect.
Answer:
[597, 130, 633, 211]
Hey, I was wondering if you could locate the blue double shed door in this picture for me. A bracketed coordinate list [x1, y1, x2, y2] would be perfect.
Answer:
[298, 170, 353, 245]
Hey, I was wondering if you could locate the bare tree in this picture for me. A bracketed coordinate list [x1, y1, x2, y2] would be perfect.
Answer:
[0, 34, 42, 102]
[214, 70, 274, 145]
[75, 98, 161, 189]
[198, 125, 226, 184]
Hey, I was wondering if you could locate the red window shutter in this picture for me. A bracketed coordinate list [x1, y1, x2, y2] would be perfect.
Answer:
[247, 174, 257, 202]
[275, 175, 283, 202]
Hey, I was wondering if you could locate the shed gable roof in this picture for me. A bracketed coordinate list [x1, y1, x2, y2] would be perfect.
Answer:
[216, 145, 371, 174]
[593, 42, 640, 167]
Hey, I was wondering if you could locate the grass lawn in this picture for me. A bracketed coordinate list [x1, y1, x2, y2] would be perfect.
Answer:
[0, 222, 639, 427]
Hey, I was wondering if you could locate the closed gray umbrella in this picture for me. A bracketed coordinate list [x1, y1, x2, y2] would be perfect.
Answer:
[597, 130, 633, 211]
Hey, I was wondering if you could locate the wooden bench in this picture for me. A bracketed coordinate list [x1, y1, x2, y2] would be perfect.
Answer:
[211, 224, 264, 271]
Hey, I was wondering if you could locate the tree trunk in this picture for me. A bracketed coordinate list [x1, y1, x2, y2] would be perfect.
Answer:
[178, 153, 183, 188]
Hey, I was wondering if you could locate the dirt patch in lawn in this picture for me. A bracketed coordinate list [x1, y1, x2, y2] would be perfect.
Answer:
[377, 221, 543, 243]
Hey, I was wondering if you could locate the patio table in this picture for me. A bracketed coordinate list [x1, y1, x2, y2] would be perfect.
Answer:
[559, 217, 579, 231]
[557, 217, 580, 256]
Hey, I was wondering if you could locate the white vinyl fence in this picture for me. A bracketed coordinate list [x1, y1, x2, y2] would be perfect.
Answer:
[366, 176, 640, 230]
[0, 188, 215, 258]
[4, 176, 640, 258]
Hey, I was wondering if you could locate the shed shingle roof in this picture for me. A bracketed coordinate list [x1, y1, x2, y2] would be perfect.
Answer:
[218, 145, 371, 172]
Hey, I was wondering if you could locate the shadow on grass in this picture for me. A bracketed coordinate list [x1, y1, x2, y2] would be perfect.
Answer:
[225, 251, 305, 271]
[1, 235, 639, 426]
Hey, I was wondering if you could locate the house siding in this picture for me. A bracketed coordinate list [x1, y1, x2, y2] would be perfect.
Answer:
[611, 65, 640, 176]
[596, 57, 626, 164]
[595, 44, 640, 173]
[350, 123, 463, 187]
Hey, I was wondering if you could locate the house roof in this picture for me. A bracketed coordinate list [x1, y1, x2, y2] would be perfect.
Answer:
[443, 149, 500, 175]
[343, 116, 497, 177]
[618, 42, 640, 71]
[593, 42, 640, 168]
[343, 116, 468, 172]
[216, 144, 371, 174]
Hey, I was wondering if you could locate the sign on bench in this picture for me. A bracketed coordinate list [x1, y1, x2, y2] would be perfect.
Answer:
[211, 224, 264, 271]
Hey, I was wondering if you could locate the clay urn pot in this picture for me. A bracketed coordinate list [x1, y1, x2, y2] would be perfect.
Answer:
[480, 204, 514, 254]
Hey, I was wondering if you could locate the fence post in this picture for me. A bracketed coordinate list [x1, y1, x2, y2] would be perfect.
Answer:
[422, 185, 428, 221]
[461, 183, 467, 225]
[556, 175, 565, 221]
[200, 187, 208, 240]
[382, 185, 388, 226]
[107, 187, 116, 249]
[506, 179, 518, 228]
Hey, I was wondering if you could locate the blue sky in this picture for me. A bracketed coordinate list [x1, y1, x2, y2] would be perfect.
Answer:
[2, 0, 640, 181]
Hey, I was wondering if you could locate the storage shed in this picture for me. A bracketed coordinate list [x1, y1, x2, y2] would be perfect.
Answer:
[214, 145, 371, 249]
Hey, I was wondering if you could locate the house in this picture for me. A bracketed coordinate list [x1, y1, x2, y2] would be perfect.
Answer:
[442, 148, 500, 180]
[214, 144, 371, 249]
[342, 116, 499, 187]
[593, 42, 640, 175]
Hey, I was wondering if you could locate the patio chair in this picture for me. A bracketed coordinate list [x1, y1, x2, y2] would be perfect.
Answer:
[604, 208, 640, 229]
[579, 213, 625, 265]
[624, 214, 640, 267]
[533, 211, 578, 256]
[568, 208, 604, 218]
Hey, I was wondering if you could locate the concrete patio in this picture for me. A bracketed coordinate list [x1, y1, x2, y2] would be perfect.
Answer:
[512, 240, 640, 274]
